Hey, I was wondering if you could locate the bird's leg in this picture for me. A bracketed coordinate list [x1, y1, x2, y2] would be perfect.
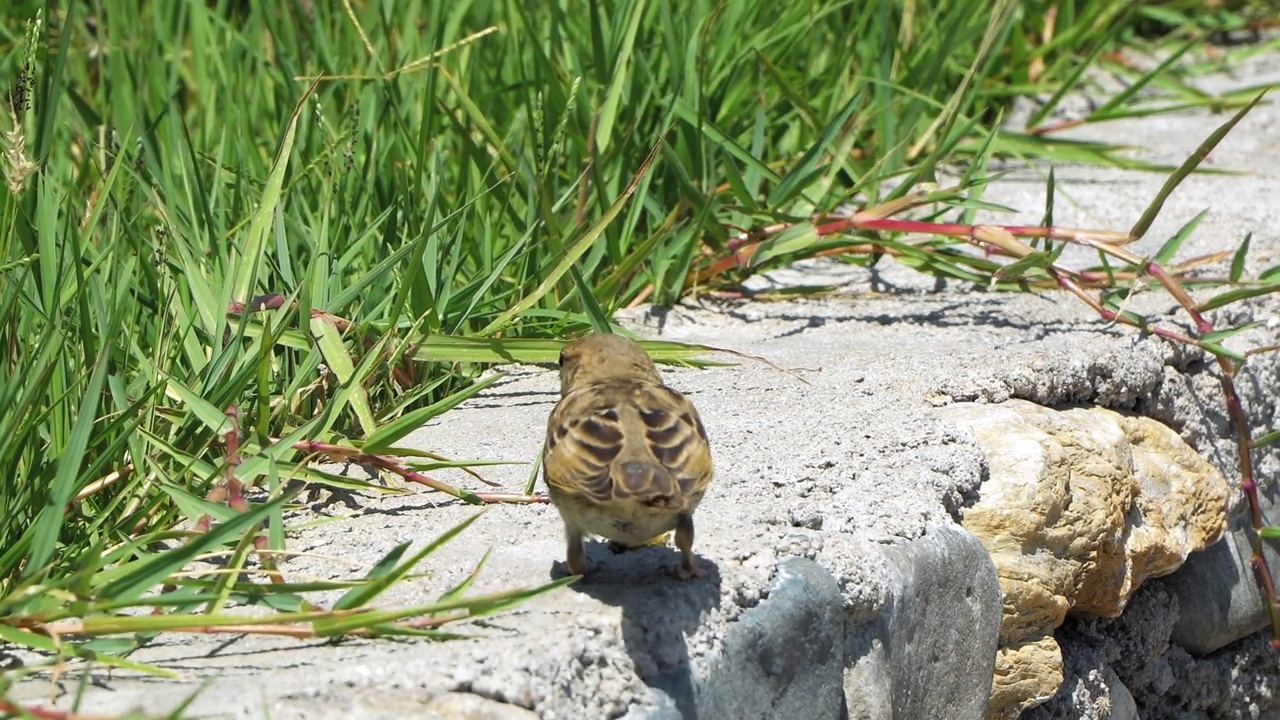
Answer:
[565, 523, 587, 577]
[675, 512, 700, 579]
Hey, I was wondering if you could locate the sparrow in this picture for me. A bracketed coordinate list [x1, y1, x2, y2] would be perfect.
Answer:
[543, 333, 714, 579]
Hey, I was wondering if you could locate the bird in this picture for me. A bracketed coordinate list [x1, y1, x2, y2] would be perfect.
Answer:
[543, 333, 714, 579]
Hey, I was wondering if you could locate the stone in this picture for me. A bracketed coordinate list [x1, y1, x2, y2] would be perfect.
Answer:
[941, 400, 1231, 719]
[1106, 668, 1139, 720]
[640, 557, 846, 720]
[1164, 507, 1279, 655]
[845, 524, 1003, 720]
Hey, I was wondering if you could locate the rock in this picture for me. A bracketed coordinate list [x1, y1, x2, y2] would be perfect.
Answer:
[1164, 508, 1278, 655]
[941, 400, 1231, 719]
[641, 529, 1003, 720]
[845, 524, 1003, 720]
[1106, 668, 1138, 720]
[1021, 618, 1144, 720]
[1022, 663, 1138, 720]
[641, 557, 846, 720]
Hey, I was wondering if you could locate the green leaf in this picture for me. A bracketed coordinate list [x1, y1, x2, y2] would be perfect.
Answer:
[481, 135, 665, 335]
[1198, 284, 1280, 312]
[330, 511, 485, 613]
[1229, 232, 1252, 283]
[159, 483, 242, 525]
[1131, 91, 1266, 241]
[1089, 35, 1200, 119]
[162, 377, 235, 436]
[766, 92, 861, 208]
[994, 251, 1052, 282]
[309, 314, 377, 437]
[596, 0, 647, 154]
[1252, 430, 1280, 449]
[0, 625, 177, 677]
[1040, 167, 1056, 229]
[1200, 322, 1263, 345]
[358, 542, 411, 587]
[438, 548, 492, 603]
[671, 101, 782, 187]
[316, 576, 576, 637]
[282, 463, 405, 493]
[1153, 209, 1208, 267]
[25, 317, 116, 578]
[404, 336, 709, 366]
[232, 79, 318, 303]
[570, 263, 613, 334]
[750, 223, 820, 267]
[1199, 342, 1246, 362]
[99, 492, 293, 603]
[1027, 9, 1127, 128]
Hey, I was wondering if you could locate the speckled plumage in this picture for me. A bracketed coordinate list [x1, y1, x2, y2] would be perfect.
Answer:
[543, 334, 713, 578]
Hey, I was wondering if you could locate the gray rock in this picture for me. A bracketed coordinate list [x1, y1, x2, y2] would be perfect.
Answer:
[845, 524, 1002, 720]
[1107, 669, 1138, 720]
[1168, 534, 1252, 655]
[637, 529, 1002, 720]
[641, 557, 845, 720]
[1167, 506, 1280, 655]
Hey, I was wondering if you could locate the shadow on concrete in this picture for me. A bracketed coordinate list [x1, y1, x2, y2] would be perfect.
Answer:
[555, 541, 723, 720]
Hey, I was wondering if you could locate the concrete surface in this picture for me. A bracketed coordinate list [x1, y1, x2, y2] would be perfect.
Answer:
[10, 44, 1280, 720]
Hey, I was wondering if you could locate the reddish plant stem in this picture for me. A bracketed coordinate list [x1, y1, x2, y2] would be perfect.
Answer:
[1217, 362, 1280, 638]
[196, 407, 248, 534]
[810, 215, 1132, 246]
[290, 440, 548, 505]
[1143, 264, 1276, 635]
[363, 453, 480, 500]
[1045, 269, 1202, 345]
[1146, 263, 1214, 335]
[0, 700, 119, 720]
[223, 406, 247, 513]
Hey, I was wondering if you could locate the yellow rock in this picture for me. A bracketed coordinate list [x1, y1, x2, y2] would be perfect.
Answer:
[942, 400, 1230, 719]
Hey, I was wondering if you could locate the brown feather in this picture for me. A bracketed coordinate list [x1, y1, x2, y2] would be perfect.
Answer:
[543, 334, 713, 578]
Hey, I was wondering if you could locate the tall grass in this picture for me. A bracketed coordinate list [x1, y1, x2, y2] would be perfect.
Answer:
[0, 0, 1271, 686]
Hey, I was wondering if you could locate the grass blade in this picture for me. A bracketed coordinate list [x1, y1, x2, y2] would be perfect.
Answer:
[1130, 91, 1266, 241]
[330, 511, 485, 612]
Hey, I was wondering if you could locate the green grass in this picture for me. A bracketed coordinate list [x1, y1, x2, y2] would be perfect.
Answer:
[1, 0, 1276, 698]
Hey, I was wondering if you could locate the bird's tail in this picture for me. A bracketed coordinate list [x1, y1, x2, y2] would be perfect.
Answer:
[613, 461, 682, 509]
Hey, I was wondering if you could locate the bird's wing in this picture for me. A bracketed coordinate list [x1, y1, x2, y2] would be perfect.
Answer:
[544, 383, 628, 503]
[624, 382, 713, 501]
[544, 381, 712, 503]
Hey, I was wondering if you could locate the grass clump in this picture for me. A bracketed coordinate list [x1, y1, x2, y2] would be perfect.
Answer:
[1, 0, 1277, 709]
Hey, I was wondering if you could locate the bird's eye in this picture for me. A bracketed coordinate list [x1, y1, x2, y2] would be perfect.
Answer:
[558, 350, 567, 367]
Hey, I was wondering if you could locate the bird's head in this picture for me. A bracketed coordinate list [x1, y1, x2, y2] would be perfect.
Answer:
[557, 333, 660, 395]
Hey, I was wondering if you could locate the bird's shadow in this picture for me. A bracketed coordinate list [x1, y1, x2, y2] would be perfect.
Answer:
[552, 541, 723, 719]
